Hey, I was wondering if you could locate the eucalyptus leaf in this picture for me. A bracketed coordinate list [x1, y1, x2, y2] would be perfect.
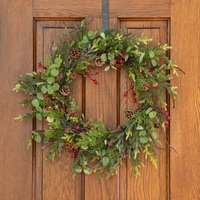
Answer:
[31, 99, 39, 107]
[54, 57, 62, 66]
[101, 53, 107, 62]
[136, 125, 144, 130]
[104, 65, 110, 71]
[149, 111, 157, 119]
[47, 116, 54, 123]
[37, 92, 44, 100]
[83, 168, 92, 175]
[152, 132, 158, 140]
[100, 32, 106, 39]
[102, 157, 109, 165]
[51, 69, 59, 77]
[52, 83, 60, 91]
[47, 77, 55, 84]
[139, 52, 145, 63]
[74, 166, 82, 173]
[151, 59, 157, 66]
[41, 86, 47, 94]
[140, 137, 149, 144]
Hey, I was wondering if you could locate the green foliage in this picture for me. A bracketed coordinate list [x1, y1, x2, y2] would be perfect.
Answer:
[14, 19, 181, 178]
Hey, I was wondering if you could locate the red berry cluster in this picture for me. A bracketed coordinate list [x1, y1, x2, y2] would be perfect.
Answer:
[72, 66, 99, 85]
[66, 142, 80, 159]
[37, 62, 47, 70]
[162, 108, 171, 127]
[124, 83, 137, 103]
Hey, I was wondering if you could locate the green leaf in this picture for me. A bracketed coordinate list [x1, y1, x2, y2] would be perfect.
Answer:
[149, 111, 157, 119]
[36, 113, 42, 120]
[139, 52, 145, 63]
[149, 50, 155, 58]
[145, 107, 153, 114]
[47, 116, 54, 123]
[108, 53, 114, 61]
[74, 166, 82, 173]
[140, 137, 149, 144]
[125, 54, 129, 61]
[54, 57, 62, 66]
[41, 86, 47, 94]
[31, 99, 39, 107]
[51, 69, 59, 77]
[152, 132, 158, 140]
[139, 130, 146, 137]
[52, 83, 60, 91]
[83, 168, 92, 175]
[129, 72, 136, 82]
[82, 35, 89, 44]
[104, 65, 110, 71]
[47, 77, 55, 84]
[101, 53, 107, 62]
[151, 59, 157, 66]
[126, 46, 132, 52]
[100, 32, 106, 39]
[102, 157, 109, 166]
[136, 125, 144, 130]
[37, 92, 44, 100]
[34, 134, 41, 143]
[47, 85, 54, 94]
[87, 31, 96, 39]
[81, 145, 88, 150]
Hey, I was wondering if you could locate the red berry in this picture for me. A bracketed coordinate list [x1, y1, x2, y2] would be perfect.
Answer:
[165, 121, 169, 127]
[95, 72, 99, 75]
[43, 94, 48, 99]
[167, 116, 171, 121]
[84, 119, 89, 124]
[87, 66, 92, 71]
[38, 62, 43, 69]
[43, 66, 47, 70]
[162, 108, 168, 115]
[121, 52, 126, 57]
[119, 60, 124, 64]
[92, 79, 97, 84]
[124, 91, 128, 97]
[124, 154, 128, 160]
[84, 72, 90, 77]
[132, 98, 137, 103]
[74, 125, 79, 130]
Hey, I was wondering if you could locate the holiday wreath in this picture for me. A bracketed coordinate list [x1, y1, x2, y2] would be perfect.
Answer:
[14, 20, 181, 176]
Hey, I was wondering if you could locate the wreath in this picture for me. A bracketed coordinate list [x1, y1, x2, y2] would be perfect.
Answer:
[14, 20, 180, 176]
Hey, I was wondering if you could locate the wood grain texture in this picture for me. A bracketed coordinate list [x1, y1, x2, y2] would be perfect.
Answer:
[35, 20, 82, 200]
[0, 0, 33, 200]
[119, 19, 169, 200]
[110, 0, 170, 18]
[33, 0, 101, 17]
[170, 1, 200, 199]
[83, 18, 119, 200]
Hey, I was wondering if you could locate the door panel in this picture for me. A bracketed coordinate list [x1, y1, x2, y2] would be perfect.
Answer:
[118, 19, 169, 200]
[35, 20, 83, 200]
[34, 18, 169, 200]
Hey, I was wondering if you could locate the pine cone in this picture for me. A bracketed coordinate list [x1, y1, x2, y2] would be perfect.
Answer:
[95, 57, 105, 67]
[124, 110, 133, 119]
[60, 85, 70, 96]
[142, 84, 149, 91]
[110, 59, 116, 66]
[115, 55, 125, 65]
[154, 123, 160, 128]
[151, 82, 158, 88]
[64, 127, 72, 133]
[70, 48, 80, 59]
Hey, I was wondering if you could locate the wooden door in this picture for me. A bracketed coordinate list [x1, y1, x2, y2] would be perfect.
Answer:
[0, 0, 200, 200]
